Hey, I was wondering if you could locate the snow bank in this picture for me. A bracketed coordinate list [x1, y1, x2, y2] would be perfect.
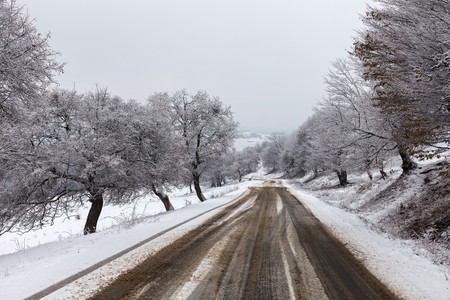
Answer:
[286, 184, 450, 300]
[0, 181, 257, 300]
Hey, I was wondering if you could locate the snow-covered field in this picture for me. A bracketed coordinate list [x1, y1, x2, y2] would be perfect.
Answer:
[234, 131, 268, 151]
[1, 166, 449, 299]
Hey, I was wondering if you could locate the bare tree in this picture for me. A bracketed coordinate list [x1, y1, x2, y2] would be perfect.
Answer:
[0, 0, 63, 122]
[0, 88, 167, 235]
[306, 109, 352, 186]
[229, 147, 260, 182]
[148, 90, 238, 202]
[322, 58, 398, 172]
[354, 0, 450, 171]
[280, 132, 308, 179]
[261, 133, 287, 174]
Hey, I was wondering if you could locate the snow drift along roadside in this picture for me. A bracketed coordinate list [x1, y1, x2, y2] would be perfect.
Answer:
[287, 184, 450, 300]
[0, 181, 257, 300]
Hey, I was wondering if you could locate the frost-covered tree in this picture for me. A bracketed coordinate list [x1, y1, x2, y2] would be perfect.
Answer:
[280, 131, 308, 178]
[0, 0, 62, 122]
[298, 57, 395, 184]
[148, 90, 238, 202]
[205, 155, 230, 188]
[145, 93, 188, 211]
[296, 115, 325, 178]
[321, 58, 398, 174]
[354, 0, 450, 171]
[261, 133, 286, 173]
[304, 109, 353, 186]
[230, 147, 260, 182]
[0, 90, 81, 235]
[0, 88, 167, 235]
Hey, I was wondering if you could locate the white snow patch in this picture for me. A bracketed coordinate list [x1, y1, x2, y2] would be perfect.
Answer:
[234, 131, 269, 151]
[170, 228, 234, 300]
[275, 194, 283, 214]
[219, 194, 256, 225]
[280, 240, 296, 300]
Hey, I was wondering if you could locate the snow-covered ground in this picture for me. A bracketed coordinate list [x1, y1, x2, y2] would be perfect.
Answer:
[0, 181, 258, 299]
[286, 184, 450, 300]
[234, 131, 269, 151]
[286, 150, 450, 300]
[1, 165, 449, 299]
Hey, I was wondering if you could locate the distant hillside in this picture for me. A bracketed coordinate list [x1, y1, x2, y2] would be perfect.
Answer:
[234, 131, 269, 151]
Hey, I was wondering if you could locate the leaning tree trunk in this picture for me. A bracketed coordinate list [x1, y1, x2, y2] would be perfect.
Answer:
[84, 192, 104, 235]
[334, 169, 348, 186]
[365, 161, 372, 181]
[152, 184, 174, 211]
[193, 172, 206, 202]
[398, 146, 417, 174]
[237, 170, 243, 183]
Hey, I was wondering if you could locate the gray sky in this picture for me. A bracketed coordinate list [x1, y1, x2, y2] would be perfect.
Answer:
[18, 0, 370, 132]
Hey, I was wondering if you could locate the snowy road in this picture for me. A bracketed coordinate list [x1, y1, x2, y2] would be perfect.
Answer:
[90, 184, 398, 300]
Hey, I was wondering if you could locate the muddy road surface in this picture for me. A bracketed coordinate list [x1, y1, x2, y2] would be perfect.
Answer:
[91, 185, 398, 300]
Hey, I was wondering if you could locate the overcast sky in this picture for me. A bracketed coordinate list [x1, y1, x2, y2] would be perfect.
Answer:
[18, 0, 371, 132]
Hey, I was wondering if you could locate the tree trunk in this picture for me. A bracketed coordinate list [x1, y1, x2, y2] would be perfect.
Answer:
[193, 172, 206, 202]
[334, 169, 348, 186]
[213, 175, 224, 187]
[152, 184, 174, 211]
[84, 192, 103, 235]
[398, 147, 417, 174]
[365, 161, 372, 181]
